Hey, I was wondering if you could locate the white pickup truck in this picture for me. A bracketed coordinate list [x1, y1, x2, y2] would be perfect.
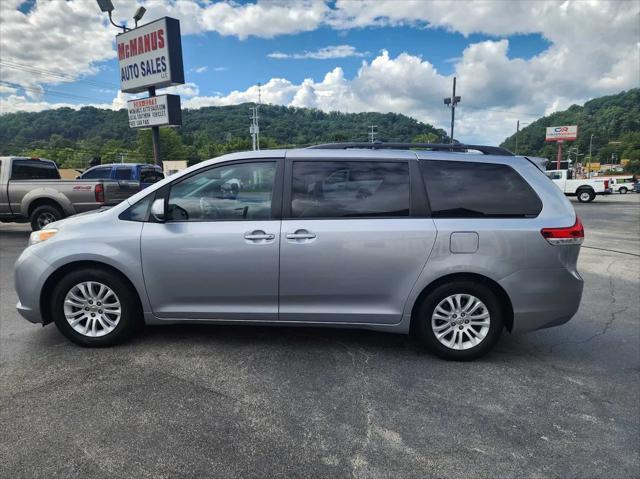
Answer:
[545, 169, 610, 203]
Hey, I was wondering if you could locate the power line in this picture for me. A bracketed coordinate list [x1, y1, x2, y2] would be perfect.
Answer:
[0, 81, 110, 103]
[0, 59, 118, 89]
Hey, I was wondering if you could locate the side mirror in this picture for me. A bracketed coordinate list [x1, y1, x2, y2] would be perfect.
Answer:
[151, 198, 166, 222]
[75, 175, 81, 179]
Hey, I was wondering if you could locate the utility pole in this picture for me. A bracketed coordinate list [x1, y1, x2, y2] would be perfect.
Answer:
[257, 82, 261, 150]
[444, 77, 461, 144]
[249, 82, 262, 151]
[588, 134, 594, 179]
[369, 125, 377, 143]
[249, 106, 258, 151]
[515, 120, 520, 155]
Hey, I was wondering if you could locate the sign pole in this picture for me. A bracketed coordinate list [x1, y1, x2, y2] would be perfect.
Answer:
[148, 86, 162, 167]
[556, 141, 563, 170]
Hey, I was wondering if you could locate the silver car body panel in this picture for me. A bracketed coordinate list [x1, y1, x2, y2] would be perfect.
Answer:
[14, 148, 583, 336]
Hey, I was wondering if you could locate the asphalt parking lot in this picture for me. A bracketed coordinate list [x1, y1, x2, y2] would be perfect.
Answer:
[1, 194, 638, 478]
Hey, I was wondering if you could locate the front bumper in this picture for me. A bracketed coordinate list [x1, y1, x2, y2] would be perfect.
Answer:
[500, 268, 584, 333]
[14, 247, 54, 324]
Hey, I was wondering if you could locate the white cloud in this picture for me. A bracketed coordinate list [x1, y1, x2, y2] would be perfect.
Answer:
[0, 85, 18, 95]
[268, 45, 368, 60]
[190, 66, 208, 73]
[1, 0, 638, 145]
[137, 0, 329, 39]
[0, 0, 116, 92]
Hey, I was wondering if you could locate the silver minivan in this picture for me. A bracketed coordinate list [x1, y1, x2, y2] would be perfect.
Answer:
[15, 143, 584, 360]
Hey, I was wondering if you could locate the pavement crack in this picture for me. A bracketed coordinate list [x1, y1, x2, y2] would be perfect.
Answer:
[349, 348, 374, 479]
[549, 258, 626, 352]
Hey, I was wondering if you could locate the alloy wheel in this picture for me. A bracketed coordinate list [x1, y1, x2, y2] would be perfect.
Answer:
[63, 281, 121, 337]
[431, 294, 490, 350]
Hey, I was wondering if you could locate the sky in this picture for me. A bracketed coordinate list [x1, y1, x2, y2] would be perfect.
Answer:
[0, 0, 639, 144]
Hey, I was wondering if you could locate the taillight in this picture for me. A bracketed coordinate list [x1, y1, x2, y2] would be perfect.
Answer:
[541, 217, 584, 245]
[604, 180, 609, 189]
[95, 183, 105, 203]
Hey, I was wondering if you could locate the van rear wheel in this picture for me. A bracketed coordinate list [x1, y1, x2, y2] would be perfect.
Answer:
[414, 281, 504, 361]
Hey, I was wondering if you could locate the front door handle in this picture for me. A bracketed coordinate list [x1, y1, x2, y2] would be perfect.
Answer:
[285, 230, 316, 240]
[244, 231, 275, 241]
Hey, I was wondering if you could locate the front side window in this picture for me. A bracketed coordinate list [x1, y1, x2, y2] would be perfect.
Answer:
[82, 167, 111, 180]
[291, 161, 410, 218]
[421, 160, 542, 218]
[167, 161, 276, 221]
[11, 160, 60, 180]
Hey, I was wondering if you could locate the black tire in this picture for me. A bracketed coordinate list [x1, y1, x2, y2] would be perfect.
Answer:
[50, 268, 142, 347]
[30, 204, 63, 231]
[413, 281, 504, 361]
[619, 187, 628, 194]
[576, 188, 595, 203]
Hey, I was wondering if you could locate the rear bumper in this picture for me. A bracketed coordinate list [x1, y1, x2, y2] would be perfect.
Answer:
[14, 247, 54, 324]
[500, 268, 584, 333]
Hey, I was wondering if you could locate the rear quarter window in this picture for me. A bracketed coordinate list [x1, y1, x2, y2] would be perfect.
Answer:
[421, 160, 542, 218]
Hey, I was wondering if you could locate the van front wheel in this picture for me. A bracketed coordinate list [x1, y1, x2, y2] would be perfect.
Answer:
[50, 268, 141, 347]
[414, 281, 504, 361]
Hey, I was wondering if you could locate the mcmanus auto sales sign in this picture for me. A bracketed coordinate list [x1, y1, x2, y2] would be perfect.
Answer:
[116, 17, 184, 93]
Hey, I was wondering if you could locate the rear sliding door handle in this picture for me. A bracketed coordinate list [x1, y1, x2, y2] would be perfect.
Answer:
[285, 230, 316, 240]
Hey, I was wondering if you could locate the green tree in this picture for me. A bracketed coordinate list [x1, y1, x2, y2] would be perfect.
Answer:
[623, 160, 640, 175]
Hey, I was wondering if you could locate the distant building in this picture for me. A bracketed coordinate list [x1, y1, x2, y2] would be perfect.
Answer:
[163, 160, 188, 176]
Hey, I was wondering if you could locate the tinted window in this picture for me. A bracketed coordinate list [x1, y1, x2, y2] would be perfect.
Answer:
[114, 168, 132, 180]
[421, 160, 542, 218]
[291, 161, 410, 218]
[82, 167, 111, 180]
[140, 168, 164, 183]
[11, 159, 60, 180]
[167, 162, 276, 221]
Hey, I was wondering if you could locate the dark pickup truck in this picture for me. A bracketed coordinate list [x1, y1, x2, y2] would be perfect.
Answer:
[0, 157, 143, 230]
[78, 163, 164, 188]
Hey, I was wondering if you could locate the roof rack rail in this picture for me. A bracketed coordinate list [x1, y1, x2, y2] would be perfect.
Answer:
[307, 141, 514, 156]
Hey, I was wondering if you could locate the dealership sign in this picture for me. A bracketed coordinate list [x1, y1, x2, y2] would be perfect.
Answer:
[127, 94, 182, 129]
[116, 17, 184, 93]
[545, 125, 578, 142]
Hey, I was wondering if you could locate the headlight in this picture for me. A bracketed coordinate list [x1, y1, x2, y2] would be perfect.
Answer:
[28, 228, 58, 246]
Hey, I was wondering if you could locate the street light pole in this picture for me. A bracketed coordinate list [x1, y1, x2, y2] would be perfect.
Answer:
[515, 120, 520, 155]
[96, 1, 161, 166]
[444, 77, 461, 144]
